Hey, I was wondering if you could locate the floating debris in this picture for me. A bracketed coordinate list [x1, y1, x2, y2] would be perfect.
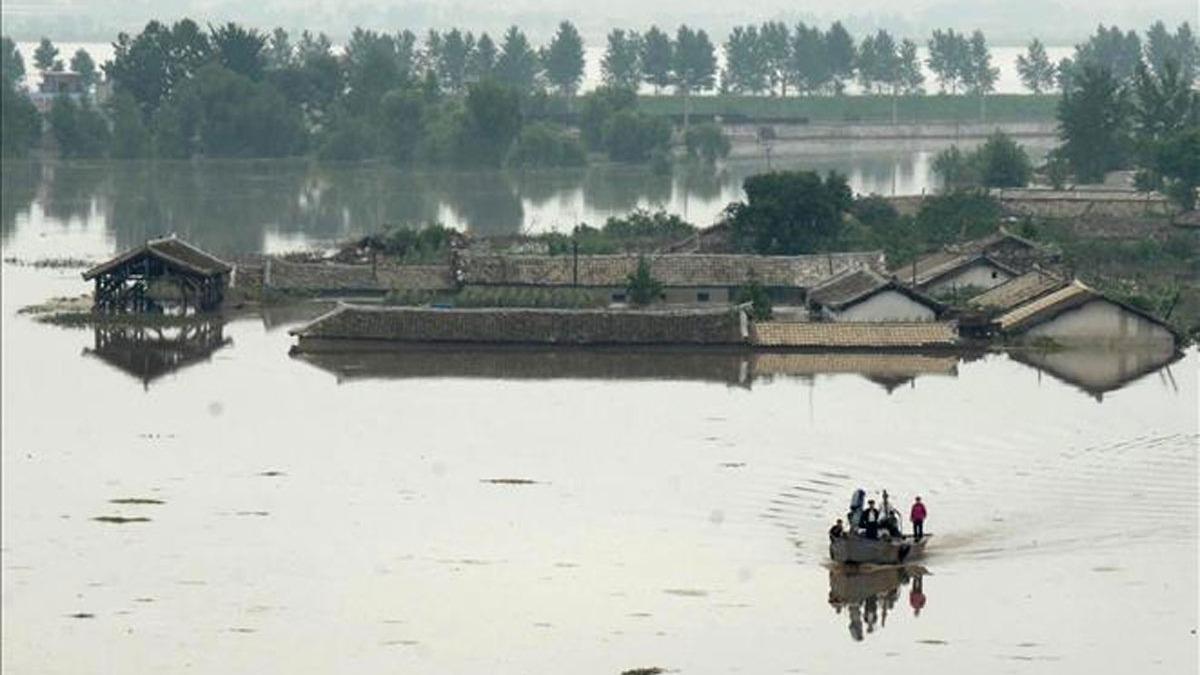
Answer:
[109, 498, 165, 505]
[662, 588, 708, 597]
[480, 478, 540, 485]
[622, 668, 665, 675]
[235, 511, 270, 517]
[917, 639, 949, 645]
[229, 627, 256, 634]
[719, 462, 746, 468]
[68, 612, 95, 619]
[93, 516, 151, 524]
[258, 471, 286, 477]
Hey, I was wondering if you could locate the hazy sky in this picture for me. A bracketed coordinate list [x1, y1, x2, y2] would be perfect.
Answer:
[2, 0, 1195, 44]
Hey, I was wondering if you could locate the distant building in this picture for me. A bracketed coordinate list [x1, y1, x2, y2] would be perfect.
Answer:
[807, 267, 943, 322]
[461, 252, 886, 306]
[892, 228, 1059, 298]
[31, 71, 88, 113]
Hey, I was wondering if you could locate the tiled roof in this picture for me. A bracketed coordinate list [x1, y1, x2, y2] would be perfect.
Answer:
[995, 281, 1097, 332]
[751, 352, 959, 378]
[890, 251, 1016, 288]
[463, 252, 885, 288]
[266, 260, 453, 292]
[83, 236, 232, 280]
[750, 321, 958, 347]
[806, 268, 890, 309]
[970, 269, 1066, 313]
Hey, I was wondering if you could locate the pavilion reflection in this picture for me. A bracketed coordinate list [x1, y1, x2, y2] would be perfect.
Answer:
[828, 565, 927, 642]
[82, 319, 231, 388]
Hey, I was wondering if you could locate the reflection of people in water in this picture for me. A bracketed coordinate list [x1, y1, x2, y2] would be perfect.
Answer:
[830, 566, 927, 641]
[909, 576, 926, 616]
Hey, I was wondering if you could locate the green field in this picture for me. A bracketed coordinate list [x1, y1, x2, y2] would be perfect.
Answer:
[635, 94, 1059, 124]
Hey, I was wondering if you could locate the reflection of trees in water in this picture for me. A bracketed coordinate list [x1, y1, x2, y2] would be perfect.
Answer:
[512, 167, 587, 210]
[581, 165, 672, 214]
[295, 164, 440, 235]
[83, 319, 232, 388]
[40, 162, 106, 224]
[676, 162, 729, 207]
[828, 565, 926, 642]
[436, 171, 524, 236]
[0, 160, 40, 243]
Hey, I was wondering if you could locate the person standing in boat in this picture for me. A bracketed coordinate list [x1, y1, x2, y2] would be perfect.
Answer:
[863, 499, 881, 539]
[911, 496, 927, 541]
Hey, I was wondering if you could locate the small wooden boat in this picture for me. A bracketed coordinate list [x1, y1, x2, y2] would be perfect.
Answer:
[830, 534, 929, 564]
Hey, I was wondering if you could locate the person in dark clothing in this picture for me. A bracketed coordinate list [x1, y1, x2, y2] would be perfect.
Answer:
[862, 499, 881, 539]
[910, 496, 927, 541]
[829, 519, 846, 541]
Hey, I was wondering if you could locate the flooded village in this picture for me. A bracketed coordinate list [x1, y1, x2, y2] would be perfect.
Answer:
[2, 7, 1198, 675]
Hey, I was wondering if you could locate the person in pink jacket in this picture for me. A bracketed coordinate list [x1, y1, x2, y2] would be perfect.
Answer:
[910, 496, 927, 540]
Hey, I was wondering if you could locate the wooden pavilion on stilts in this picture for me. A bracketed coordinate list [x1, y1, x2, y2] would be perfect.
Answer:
[82, 236, 232, 314]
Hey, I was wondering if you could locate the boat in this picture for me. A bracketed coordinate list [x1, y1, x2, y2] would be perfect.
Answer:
[829, 533, 929, 564]
[829, 488, 930, 564]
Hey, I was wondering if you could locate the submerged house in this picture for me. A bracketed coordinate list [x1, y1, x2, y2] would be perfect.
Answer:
[995, 280, 1178, 347]
[969, 268, 1067, 315]
[82, 236, 232, 313]
[807, 268, 943, 322]
[892, 228, 1058, 298]
[461, 252, 885, 305]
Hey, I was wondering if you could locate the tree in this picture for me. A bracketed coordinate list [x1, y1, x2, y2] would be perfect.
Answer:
[672, 25, 716, 132]
[1057, 65, 1133, 182]
[974, 131, 1033, 187]
[684, 122, 730, 162]
[2, 36, 25, 87]
[725, 170, 853, 254]
[580, 85, 636, 148]
[927, 29, 969, 93]
[1016, 38, 1056, 94]
[788, 22, 829, 95]
[736, 276, 773, 319]
[964, 30, 999, 120]
[1063, 25, 1142, 87]
[436, 29, 473, 93]
[759, 21, 791, 96]
[105, 19, 213, 116]
[468, 33, 497, 82]
[210, 22, 267, 81]
[379, 88, 426, 163]
[825, 22, 857, 95]
[265, 28, 294, 70]
[508, 121, 586, 167]
[495, 26, 540, 94]
[1132, 59, 1198, 144]
[602, 109, 671, 162]
[723, 25, 766, 94]
[274, 30, 343, 126]
[49, 97, 111, 158]
[33, 37, 58, 72]
[625, 256, 663, 306]
[1147, 128, 1200, 210]
[641, 26, 673, 93]
[108, 91, 152, 158]
[601, 29, 642, 90]
[179, 63, 307, 158]
[462, 80, 522, 167]
[542, 21, 585, 96]
[857, 29, 900, 96]
[1, 79, 40, 157]
[343, 29, 413, 115]
[70, 49, 98, 88]
[1144, 21, 1198, 85]
[898, 39, 925, 95]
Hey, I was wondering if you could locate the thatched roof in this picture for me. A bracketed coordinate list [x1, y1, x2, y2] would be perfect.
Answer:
[750, 321, 958, 348]
[83, 236, 232, 280]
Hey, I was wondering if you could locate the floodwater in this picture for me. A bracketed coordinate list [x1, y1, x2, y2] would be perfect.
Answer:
[0, 140, 1054, 255]
[2, 214, 1197, 673]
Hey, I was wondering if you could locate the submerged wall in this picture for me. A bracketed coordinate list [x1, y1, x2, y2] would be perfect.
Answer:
[1022, 299, 1177, 347]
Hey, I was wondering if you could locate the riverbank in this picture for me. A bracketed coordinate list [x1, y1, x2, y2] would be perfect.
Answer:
[639, 93, 1058, 124]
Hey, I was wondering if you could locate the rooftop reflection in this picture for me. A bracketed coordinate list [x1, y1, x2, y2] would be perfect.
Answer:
[82, 319, 232, 388]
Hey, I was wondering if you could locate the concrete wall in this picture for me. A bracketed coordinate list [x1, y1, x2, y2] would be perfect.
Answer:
[1023, 299, 1176, 346]
[830, 290, 937, 322]
[926, 260, 1012, 296]
[294, 305, 748, 347]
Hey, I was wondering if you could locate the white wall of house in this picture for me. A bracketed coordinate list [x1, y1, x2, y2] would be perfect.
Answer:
[926, 261, 1013, 295]
[828, 290, 937, 322]
[1023, 299, 1176, 346]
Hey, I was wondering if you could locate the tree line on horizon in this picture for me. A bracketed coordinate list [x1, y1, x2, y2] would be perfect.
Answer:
[1, 18, 1196, 168]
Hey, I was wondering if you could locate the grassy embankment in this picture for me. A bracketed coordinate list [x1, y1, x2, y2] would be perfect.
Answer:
[636, 94, 1059, 124]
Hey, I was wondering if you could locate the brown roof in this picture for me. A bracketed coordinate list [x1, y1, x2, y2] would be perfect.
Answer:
[83, 236, 232, 280]
[751, 352, 959, 378]
[970, 269, 1066, 313]
[951, 228, 1046, 255]
[266, 260, 453, 292]
[463, 252, 885, 288]
[995, 281, 1097, 332]
[808, 267, 943, 312]
[750, 321, 958, 348]
[890, 251, 1017, 288]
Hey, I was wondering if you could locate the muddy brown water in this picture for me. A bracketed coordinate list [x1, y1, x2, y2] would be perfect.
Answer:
[1, 184, 1196, 674]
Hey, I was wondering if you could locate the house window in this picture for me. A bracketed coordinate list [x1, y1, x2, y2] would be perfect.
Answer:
[991, 270, 999, 278]
[697, 292, 711, 302]
[611, 293, 626, 303]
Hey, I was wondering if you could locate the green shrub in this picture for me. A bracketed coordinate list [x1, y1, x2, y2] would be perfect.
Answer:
[508, 122, 587, 168]
[684, 122, 731, 162]
[625, 256, 663, 306]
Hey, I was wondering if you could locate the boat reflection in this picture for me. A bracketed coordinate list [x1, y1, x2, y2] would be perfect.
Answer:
[82, 319, 232, 388]
[828, 565, 927, 642]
